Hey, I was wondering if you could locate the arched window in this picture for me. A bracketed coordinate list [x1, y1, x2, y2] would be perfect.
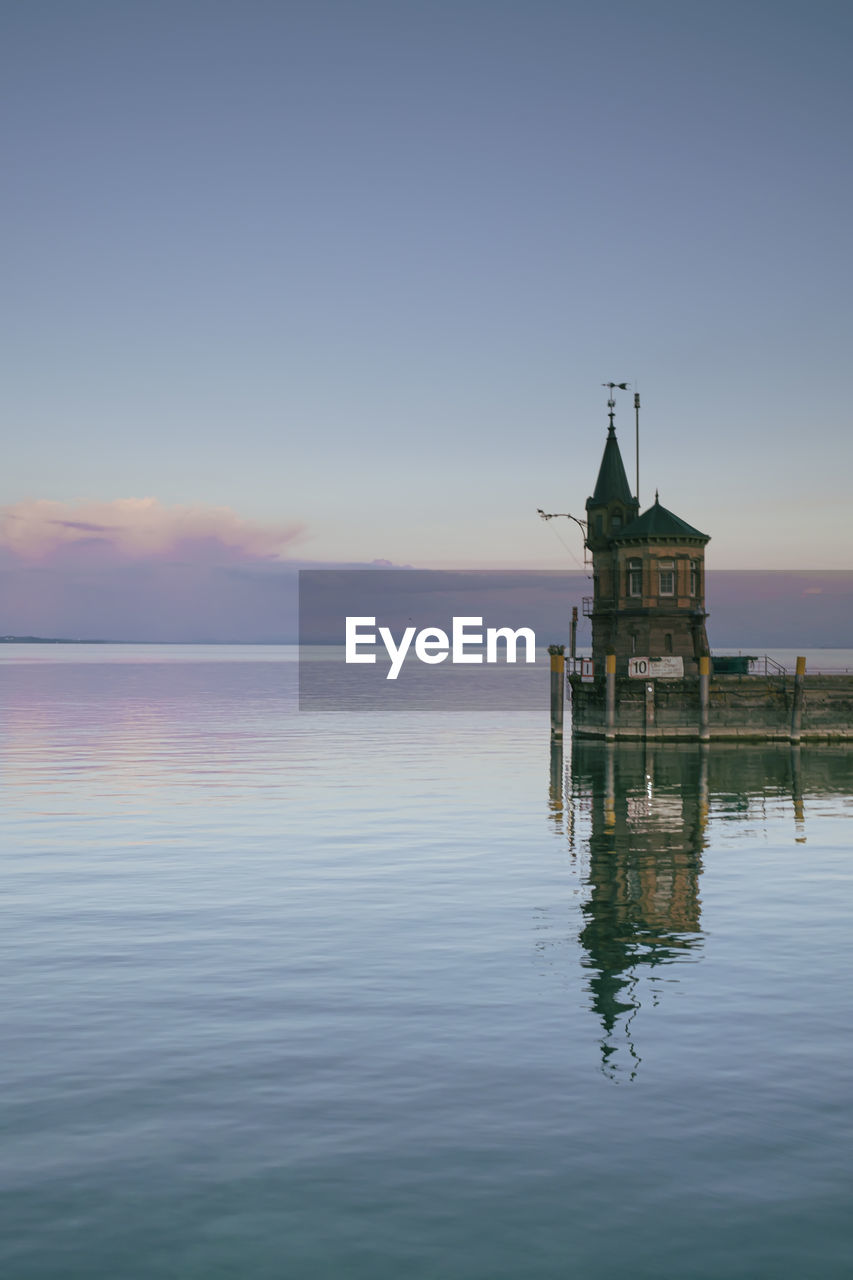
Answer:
[664, 633, 673, 654]
[631, 632, 638, 655]
[611, 510, 622, 532]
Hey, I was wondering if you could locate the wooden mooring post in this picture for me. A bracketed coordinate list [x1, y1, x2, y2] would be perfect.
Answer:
[790, 655, 806, 743]
[605, 653, 616, 741]
[644, 680, 655, 734]
[699, 655, 711, 741]
[549, 646, 565, 739]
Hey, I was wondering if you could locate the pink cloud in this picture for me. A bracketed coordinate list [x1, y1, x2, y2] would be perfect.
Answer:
[0, 498, 305, 564]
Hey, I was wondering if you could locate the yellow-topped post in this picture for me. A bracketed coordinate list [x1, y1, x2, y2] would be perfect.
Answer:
[699, 655, 711, 741]
[549, 646, 565, 739]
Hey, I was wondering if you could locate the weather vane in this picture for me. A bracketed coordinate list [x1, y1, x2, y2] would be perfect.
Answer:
[602, 382, 630, 430]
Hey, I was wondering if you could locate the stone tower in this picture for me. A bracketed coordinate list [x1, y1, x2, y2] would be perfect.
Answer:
[585, 421, 710, 674]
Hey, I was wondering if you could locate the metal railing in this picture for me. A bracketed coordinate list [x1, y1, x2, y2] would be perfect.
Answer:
[752, 655, 787, 677]
[565, 649, 851, 677]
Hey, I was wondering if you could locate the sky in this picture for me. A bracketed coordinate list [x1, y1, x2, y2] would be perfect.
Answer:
[2, 0, 852, 638]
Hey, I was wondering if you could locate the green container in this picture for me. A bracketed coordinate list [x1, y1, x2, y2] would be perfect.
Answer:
[712, 655, 752, 675]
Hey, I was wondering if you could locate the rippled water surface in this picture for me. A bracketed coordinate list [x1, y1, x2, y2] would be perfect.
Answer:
[2, 646, 852, 1278]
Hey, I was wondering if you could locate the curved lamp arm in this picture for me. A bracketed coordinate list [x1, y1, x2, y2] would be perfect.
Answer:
[537, 509, 588, 542]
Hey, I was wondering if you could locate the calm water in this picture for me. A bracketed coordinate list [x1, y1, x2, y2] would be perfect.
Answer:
[2, 646, 852, 1279]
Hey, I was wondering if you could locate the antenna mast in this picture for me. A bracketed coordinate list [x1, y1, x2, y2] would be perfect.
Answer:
[634, 391, 640, 504]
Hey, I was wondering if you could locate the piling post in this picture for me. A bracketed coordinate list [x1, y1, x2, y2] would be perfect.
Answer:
[699, 655, 710, 741]
[605, 653, 616, 741]
[790, 655, 806, 743]
[549, 646, 565, 739]
[644, 680, 655, 735]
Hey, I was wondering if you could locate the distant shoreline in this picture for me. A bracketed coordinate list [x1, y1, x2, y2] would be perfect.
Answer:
[1, 636, 111, 644]
[0, 637, 295, 645]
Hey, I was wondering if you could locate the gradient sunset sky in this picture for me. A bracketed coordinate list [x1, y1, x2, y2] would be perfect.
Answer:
[3, 0, 852, 609]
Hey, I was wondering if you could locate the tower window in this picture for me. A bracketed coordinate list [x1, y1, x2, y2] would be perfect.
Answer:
[628, 559, 642, 597]
[690, 560, 700, 596]
[658, 561, 675, 596]
[611, 511, 622, 532]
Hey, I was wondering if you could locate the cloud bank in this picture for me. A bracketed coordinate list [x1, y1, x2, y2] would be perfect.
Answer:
[0, 498, 304, 564]
[0, 498, 305, 641]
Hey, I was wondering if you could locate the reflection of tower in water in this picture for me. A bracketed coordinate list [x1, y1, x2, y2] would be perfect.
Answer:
[572, 739, 708, 1079]
[546, 736, 835, 1080]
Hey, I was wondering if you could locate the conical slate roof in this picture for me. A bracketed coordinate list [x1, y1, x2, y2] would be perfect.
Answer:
[615, 495, 709, 542]
[590, 425, 634, 506]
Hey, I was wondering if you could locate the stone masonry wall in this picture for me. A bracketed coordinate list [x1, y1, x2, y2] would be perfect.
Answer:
[568, 673, 853, 739]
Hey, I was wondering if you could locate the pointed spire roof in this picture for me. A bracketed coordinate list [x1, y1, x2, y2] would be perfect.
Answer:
[615, 494, 709, 542]
[590, 424, 634, 506]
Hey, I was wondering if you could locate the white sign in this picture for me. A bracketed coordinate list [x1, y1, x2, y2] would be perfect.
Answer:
[628, 656, 684, 679]
[580, 657, 594, 683]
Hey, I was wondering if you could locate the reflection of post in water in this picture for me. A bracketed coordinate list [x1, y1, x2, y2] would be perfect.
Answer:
[548, 738, 564, 832]
[604, 741, 616, 831]
[572, 738, 708, 1080]
[791, 745, 806, 842]
[698, 742, 709, 828]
